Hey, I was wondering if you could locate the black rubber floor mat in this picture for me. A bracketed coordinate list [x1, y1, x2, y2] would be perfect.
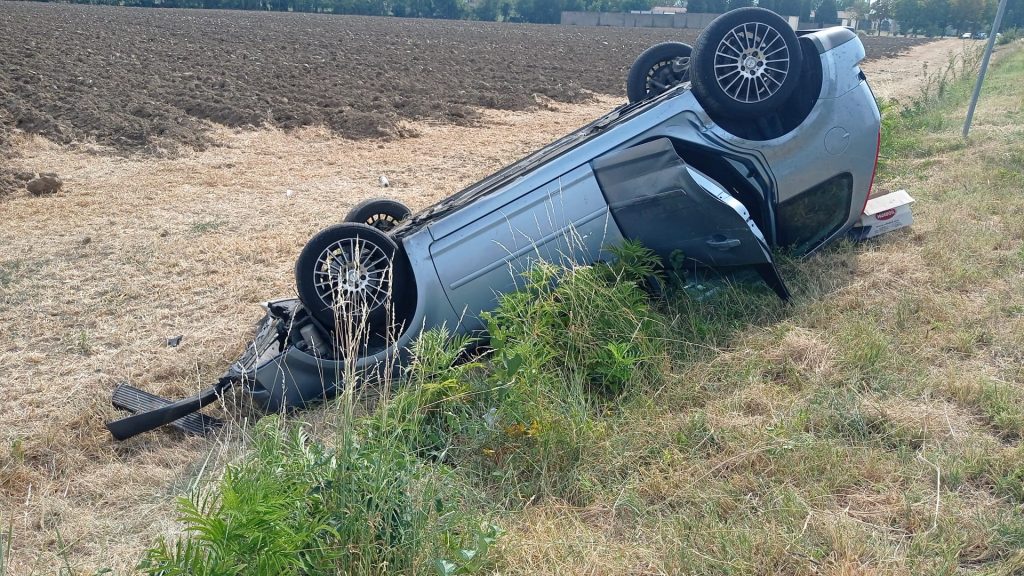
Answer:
[110, 384, 223, 437]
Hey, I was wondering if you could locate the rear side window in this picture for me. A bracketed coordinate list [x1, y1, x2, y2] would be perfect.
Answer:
[776, 173, 852, 254]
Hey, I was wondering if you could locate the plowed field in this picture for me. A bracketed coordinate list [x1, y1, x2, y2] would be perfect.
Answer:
[0, 1, 931, 155]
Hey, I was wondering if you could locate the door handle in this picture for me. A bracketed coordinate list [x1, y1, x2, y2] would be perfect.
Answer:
[706, 237, 741, 250]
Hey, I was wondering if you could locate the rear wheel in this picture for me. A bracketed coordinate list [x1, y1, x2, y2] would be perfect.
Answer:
[345, 198, 411, 233]
[295, 223, 409, 339]
[690, 8, 803, 118]
[626, 42, 693, 103]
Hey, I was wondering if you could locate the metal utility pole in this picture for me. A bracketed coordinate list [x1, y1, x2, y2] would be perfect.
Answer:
[963, 0, 1010, 139]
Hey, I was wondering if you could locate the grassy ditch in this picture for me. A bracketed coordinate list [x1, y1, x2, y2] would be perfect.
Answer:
[139, 242, 668, 576]
[142, 45, 1024, 575]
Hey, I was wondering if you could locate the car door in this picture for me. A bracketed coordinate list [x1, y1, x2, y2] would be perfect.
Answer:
[591, 137, 790, 300]
[427, 163, 626, 327]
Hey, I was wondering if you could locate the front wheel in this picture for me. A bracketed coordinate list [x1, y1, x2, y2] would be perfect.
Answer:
[626, 42, 693, 103]
[690, 8, 803, 118]
[295, 223, 410, 339]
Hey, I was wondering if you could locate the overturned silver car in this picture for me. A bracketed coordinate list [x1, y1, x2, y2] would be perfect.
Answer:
[297, 9, 880, 359]
[108, 8, 881, 439]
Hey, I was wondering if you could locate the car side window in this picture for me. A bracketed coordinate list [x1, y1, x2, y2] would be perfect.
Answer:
[776, 173, 853, 254]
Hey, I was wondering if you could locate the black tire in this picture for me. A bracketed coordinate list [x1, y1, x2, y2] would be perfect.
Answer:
[626, 42, 693, 103]
[295, 223, 409, 334]
[690, 8, 803, 119]
[345, 198, 411, 233]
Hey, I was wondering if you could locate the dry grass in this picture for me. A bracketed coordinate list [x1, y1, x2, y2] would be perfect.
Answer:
[0, 97, 618, 573]
[3, 40, 1023, 574]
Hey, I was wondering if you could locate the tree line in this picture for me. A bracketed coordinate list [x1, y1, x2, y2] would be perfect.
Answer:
[875, 0, 1017, 36]
[32, 0, 1024, 34]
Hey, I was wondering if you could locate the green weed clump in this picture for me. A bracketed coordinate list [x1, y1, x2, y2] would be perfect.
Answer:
[140, 418, 499, 576]
[997, 28, 1020, 45]
[484, 240, 665, 397]
[464, 242, 666, 499]
[142, 243, 668, 572]
[392, 242, 666, 503]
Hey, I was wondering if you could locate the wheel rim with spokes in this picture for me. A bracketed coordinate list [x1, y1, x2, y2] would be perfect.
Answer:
[313, 237, 392, 316]
[712, 22, 790, 104]
[646, 56, 690, 93]
[365, 212, 402, 232]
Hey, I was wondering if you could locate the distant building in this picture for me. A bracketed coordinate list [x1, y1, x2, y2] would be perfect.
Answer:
[837, 10, 860, 29]
[806, 9, 860, 29]
[651, 6, 687, 13]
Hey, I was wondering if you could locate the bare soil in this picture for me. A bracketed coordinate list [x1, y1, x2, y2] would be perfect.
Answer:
[864, 38, 980, 102]
[0, 1, 932, 157]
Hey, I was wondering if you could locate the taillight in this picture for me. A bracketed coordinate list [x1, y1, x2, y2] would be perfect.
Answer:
[863, 127, 881, 214]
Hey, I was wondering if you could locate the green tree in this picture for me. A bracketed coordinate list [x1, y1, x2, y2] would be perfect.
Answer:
[474, 0, 501, 19]
[921, 0, 950, 34]
[620, 0, 656, 10]
[892, 0, 924, 34]
[392, 0, 432, 16]
[870, 0, 894, 33]
[792, 0, 813, 20]
[514, 0, 562, 22]
[815, 0, 838, 25]
[432, 0, 466, 18]
[1006, 0, 1024, 28]
[777, 0, 802, 15]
